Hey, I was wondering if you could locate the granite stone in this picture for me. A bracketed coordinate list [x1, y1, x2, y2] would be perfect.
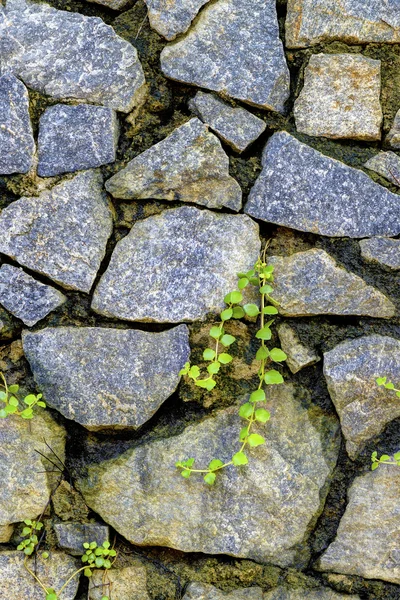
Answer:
[359, 237, 400, 270]
[245, 132, 400, 237]
[386, 109, 400, 149]
[264, 587, 360, 600]
[86, 0, 130, 8]
[277, 323, 320, 374]
[364, 151, 400, 186]
[183, 582, 263, 600]
[54, 522, 109, 556]
[144, 0, 212, 40]
[0, 524, 13, 543]
[89, 563, 150, 600]
[161, 0, 290, 112]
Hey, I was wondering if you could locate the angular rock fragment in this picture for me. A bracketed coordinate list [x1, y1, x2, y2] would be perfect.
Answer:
[183, 582, 263, 600]
[0, 171, 113, 293]
[269, 250, 395, 319]
[294, 54, 382, 140]
[324, 335, 400, 459]
[364, 151, 400, 186]
[54, 522, 109, 556]
[189, 92, 266, 153]
[277, 323, 320, 374]
[245, 132, 400, 237]
[359, 237, 400, 270]
[0, 265, 66, 327]
[86, 0, 130, 8]
[22, 326, 190, 430]
[264, 587, 360, 599]
[286, 0, 400, 48]
[92, 206, 260, 322]
[0, 524, 14, 543]
[38, 104, 119, 177]
[89, 563, 150, 600]
[0, 74, 35, 175]
[161, 0, 290, 112]
[0, 0, 146, 112]
[144, 0, 212, 40]
[105, 118, 242, 210]
[78, 385, 340, 566]
[386, 109, 400, 149]
[318, 467, 400, 585]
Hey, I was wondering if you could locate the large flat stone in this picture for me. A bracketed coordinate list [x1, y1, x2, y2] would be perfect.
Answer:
[286, 0, 400, 48]
[54, 522, 109, 556]
[264, 587, 360, 600]
[161, 0, 290, 113]
[294, 54, 382, 140]
[324, 335, 400, 459]
[318, 467, 400, 584]
[38, 104, 119, 177]
[183, 582, 263, 600]
[78, 385, 340, 567]
[92, 206, 260, 323]
[22, 326, 190, 430]
[364, 151, 400, 186]
[89, 563, 150, 600]
[105, 118, 242, 210]
[0, 171, 113, 293]
[145, 0, 212, 40]
[359, 237, 400, 270]
[245, 132, 400, 238]
[0, 74, 34, 175]
[0, 0, 145, 112]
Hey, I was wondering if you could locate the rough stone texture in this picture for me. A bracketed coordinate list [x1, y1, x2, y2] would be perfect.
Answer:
[245, 132, 400, 238]
[277, 323, 320, 374]
[0, 265, 66, 327]
[92, 206, 260, 323]
[324, 335, 400, 459]
[386, 109, 400, 149]
[22, 326, 190, 430]
[161, 0, 290, 113]
[286, 0, 400, 48]
[189, 92, 266, 153]
[89, 563, 150, 600]
[144, 0, 212, 40]
[0, 171, 113, 293]
[0, 0, 146, 112]
[264, 587, 360, 600]
[0, 524, 14, 543]
[86, 0, 130, 9]
[0, 551, 79, 600]
[359, 237, 400, 270]
[318, 467, 400, 585]
[268, 250, 395, 319]
[105, 118, 242, 210]
[54, 522, 109, 556]
[183, 582, 263, 599]
[364, 151, 400, 186]
[294, 54, 382, 141]
[79, 385, 340, 567]
[0, 74, 35, 175]
[38, 104, 119, 177]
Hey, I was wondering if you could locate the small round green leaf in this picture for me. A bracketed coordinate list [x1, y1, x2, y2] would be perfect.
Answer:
[204, 472, 216, 485]
[238, 278, 249, 289]
[371, 462, 379, 470]
[232, 451, 248, 466]
[264, 370, 284, 385]
[232, 306, 245, 319]
[255, 327, 272, 340]
[218, 353, 232, 364]
[250, 389, 266, 403]
[220, 334, 236, 347]
[230, 291, 243, 304]
[221, 308, 233, 321]
[84, 568, 93, 578]
[209, 459, 224, 471]
[239, 426, 249, 442]
[263, 306, 278, 315]
[247, 433, 266, 447]
[255, 409, 270, 423]
[207, 362, 220, 375]
[203, 348, 216, 361]
[181, 470, 191, 478]
[243, 304, 259, 317]
[255, 347, 269, 360]
[269, 348, 287, 362]
[260, 284, 273, 294]
[210, 326, 223, 339]
[239, 403, 253, 419]
[195, 378, 217, 391]
[9, 396, 19, 407]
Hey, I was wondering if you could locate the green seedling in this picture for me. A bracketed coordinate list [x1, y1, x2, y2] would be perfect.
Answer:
[371, 377, 400, 470]
[0, 372, 45, 419]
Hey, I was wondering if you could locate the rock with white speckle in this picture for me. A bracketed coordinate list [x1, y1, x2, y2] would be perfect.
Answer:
[359, 237, 400, 270]
[364, 151, 400, 186]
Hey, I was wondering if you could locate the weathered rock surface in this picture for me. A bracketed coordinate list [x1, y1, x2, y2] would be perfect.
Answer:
[0, 265, 66, 327]
[245, 132, 400, 237]
[0, 171, 113, 293]
[386, 109, 400, 149]
[359, 237, 400, 270]
[89, 563, 150, 600]
[294, 54, 382, 140]
[92, 206, 260, 323]
[364, 151, 400, 186]
[78, 385, 340, 567]
[144, 0, 212, 40]
[86, 0, 130, 9]
[189, 92, 266, 153]
[324, 335, 400, 459]
[0, 0, 146, 112]
[22, 326, 190, 430]
[0, 74, 34, 175]
[0, 551, 79, 600]
[183, 582, 263, 600]
[38, 104, 119, 177]
[105, 118, 242, 210]
[277, 323, 320, 374]
[268, 250, 395, 319]
[54, 522, 109, 556]
[318, 467, 400, 585]
[264, 587, 360, 599]
[286, 0, 400, 48]
[161, 0, 290, 113]
[0, 524, 14, 543]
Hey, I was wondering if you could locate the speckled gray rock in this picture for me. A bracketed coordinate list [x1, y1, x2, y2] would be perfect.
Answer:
[105, 118, 242, 210]
[364, 151, 400, 186]
[0, 171, 113, 293]
[264, 586, 360, 600]
[0, 0, 146, 112]
[183, 582, 263, 600]
[286, 0, 400, 48]
[0, 524, 14, 543]
[268, 250, 395, 319]
[189, 92, 266, 153]
[318, 467, 400, 584]
[277, 323, 320, 374]
[89, 563, 150, 600]
[144, 0, 212, 40]
[359, 237, 400, 270]
[161, 0, 290, 113]
[245, 132, 400, 237]
[0, 551, 79, 600]
[0, 74, 34, 175]
[92, 206, 260, 323]
[78, 385, 340, 567]
[0, 265, 66, 326]
[324, 335, 400, 459]
[22, 326, 190, 430]
[54, 522, 109, 556]
[86, 0, 130, 9]
[294, 54, 382, 140]
[38, 104, 119, 177]
[386, 109, 400, 149]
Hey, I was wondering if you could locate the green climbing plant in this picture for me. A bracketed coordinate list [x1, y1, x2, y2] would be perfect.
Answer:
[371, 376, 400, 470]
[0, 372, 45, 419]
[177, 250, 287, 484]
